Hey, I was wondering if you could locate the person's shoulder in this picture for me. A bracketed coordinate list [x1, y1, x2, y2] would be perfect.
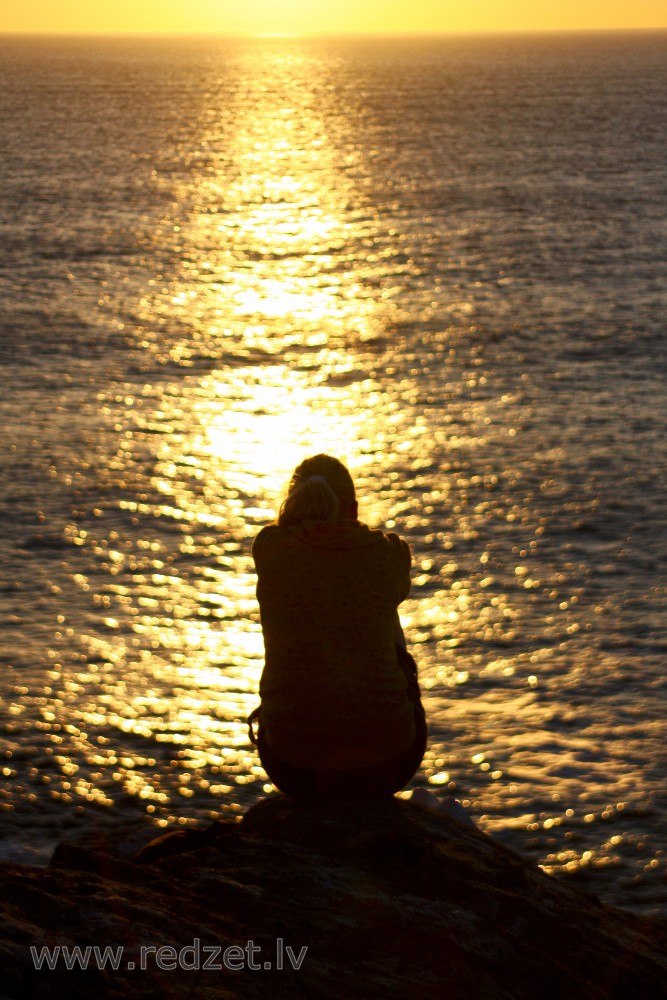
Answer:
[353, 522, 409, 558]
[251, 523, 282, 558]
[383, 530, 411, 562]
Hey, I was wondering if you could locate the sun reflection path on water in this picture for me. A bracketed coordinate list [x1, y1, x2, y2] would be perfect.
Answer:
[133, 38, 396, 369]
[64, 39, 433, 826]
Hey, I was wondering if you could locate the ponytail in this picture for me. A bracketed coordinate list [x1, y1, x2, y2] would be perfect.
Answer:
[278, 475, 340, 526]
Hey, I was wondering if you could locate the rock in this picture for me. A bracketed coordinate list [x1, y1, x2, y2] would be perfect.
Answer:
[0, 796, 666, 999]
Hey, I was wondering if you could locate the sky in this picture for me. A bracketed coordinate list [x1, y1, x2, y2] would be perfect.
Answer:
[1, 0, 666, 36]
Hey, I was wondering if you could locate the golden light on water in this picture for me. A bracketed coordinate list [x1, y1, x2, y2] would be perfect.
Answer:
[1, 32, 663, 916]
[45, 41, 429, 823]
[141, 64, 384, 386]
[0, 38, 639, 893]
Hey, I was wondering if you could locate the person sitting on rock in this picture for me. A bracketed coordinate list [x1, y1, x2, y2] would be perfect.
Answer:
[248, 453, 427, 801]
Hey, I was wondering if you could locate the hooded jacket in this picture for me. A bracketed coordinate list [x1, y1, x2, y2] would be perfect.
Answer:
[252, 519, 416, 768]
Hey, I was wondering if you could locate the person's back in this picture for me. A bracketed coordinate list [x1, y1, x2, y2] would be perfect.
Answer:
[249, 454, 426, 800]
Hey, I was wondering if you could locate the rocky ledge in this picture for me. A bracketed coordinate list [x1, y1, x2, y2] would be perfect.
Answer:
[1, 796, 666, 1000]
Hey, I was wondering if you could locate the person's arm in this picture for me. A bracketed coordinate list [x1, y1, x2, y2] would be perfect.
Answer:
[385, 532, 411, 647]
[385, 532, 411, 602]
[394, 612, 407, 649]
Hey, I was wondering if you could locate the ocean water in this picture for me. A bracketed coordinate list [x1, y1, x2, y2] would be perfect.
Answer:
[1, 31, 666, 915]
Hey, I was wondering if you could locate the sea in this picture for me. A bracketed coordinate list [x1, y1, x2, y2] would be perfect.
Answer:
[1, 30, 666, 916]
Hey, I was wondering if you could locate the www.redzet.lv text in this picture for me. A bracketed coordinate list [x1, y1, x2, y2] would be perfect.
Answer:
[30, 937, 307, 972]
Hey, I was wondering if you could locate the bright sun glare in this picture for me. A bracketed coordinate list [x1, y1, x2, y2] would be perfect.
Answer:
[2, 0, 666, 36]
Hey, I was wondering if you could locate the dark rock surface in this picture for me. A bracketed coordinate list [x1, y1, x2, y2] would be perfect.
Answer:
[1, 796, 666, 999]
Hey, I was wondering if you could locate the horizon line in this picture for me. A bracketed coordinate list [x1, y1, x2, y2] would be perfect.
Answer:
[2, 26, 667, 40]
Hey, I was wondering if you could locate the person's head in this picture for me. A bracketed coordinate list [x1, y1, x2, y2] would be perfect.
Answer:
[278, 454, 358, 526]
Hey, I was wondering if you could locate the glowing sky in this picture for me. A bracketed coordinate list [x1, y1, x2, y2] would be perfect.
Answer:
[2, 0, 666, 35]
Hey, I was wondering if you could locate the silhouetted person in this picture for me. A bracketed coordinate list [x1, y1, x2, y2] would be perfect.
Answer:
[248, 454, 426, 801]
